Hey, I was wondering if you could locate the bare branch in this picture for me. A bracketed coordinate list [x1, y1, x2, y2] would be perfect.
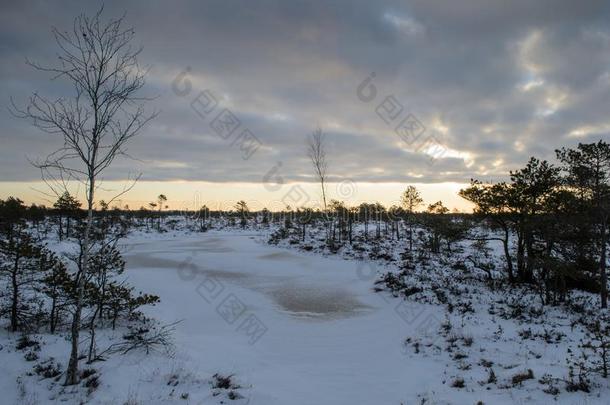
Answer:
[12, 8, 154, 204]
[13, 7, 155, 385]
[307, 126, 328, 210]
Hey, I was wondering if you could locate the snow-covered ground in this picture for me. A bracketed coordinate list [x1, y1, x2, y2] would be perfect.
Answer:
[121, 230, 447, 404]
[2, 227, 606, 404]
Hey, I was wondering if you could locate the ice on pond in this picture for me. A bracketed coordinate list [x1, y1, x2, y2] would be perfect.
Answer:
[264, 283, 373, 320]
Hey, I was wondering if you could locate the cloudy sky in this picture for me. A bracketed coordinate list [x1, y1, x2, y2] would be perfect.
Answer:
[1, 0, 610, 210]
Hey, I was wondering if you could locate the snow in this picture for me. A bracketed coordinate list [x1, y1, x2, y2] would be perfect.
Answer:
[1, 227, 607, 404]
[123, 231, 422, 404]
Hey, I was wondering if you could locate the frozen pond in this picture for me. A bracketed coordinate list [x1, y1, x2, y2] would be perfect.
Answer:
[120, 231, 447, 404]
[124, 234, 373, 320]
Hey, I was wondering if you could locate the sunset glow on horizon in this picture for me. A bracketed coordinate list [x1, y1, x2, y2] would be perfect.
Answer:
[0, 180, 474, 212]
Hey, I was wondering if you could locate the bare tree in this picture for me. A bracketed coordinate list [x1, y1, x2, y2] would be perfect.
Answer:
[12, 8, 155, 385]
[307, 126, 328, 210]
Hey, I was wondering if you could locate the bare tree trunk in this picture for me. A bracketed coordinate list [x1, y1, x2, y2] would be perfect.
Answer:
[348, 215, 353, 244]
[409, 222, 413, 252]
[524, 230, 534, 283]
[516, 228, 525, 281]
[502, 226, 515, 283]
[49, 295, 57, 334]
[87, 305, 100, 363]
[11, 256, 19, 332]
[58, 215, 63, 241]
[320, 177, 327, 212]
[66, 179, 94, 385]
[601, 215, 608, 308]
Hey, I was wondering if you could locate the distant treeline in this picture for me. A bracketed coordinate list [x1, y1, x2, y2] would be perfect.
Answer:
[1, 140, 609, 311]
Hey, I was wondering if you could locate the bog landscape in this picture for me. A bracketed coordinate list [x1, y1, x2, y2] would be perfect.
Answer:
[1, 2, 610, 404]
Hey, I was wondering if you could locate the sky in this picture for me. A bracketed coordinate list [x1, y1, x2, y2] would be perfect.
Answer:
[1, 0, 610, 211]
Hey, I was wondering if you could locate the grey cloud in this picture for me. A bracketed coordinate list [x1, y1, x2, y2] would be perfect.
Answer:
[1, 0, 610, 185]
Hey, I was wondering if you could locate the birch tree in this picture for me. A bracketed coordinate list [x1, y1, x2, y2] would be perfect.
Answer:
[12, 8, 154, 385]
[307, 127, 328, 211]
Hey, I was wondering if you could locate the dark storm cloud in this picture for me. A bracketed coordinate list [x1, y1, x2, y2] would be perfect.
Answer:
[1, 0, 610, 184]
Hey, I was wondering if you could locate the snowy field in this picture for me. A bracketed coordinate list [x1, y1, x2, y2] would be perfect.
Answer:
[123, 231, 426, 404]
[1, 227, 607, 404]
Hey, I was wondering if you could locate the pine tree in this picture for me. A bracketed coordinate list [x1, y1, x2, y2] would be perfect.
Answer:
[557, 141, 610, 308]
[38, 250, 72, 333]
[235, 200, 249, 229]
[0, 230, 43, 331]
[0, 197, 27, 240]
[401, 186, 423, 253]
[53, 192, 82, 240]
